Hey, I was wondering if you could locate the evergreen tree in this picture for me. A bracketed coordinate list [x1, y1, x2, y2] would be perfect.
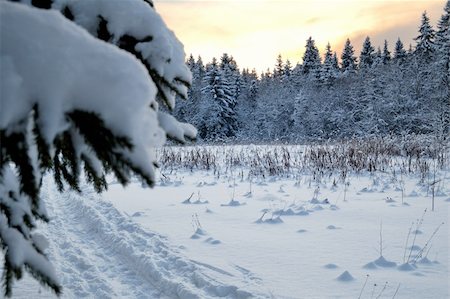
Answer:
[394, 38, 407, 62]
[434, 1, 450, 137]
[187, 54, 196, 70]
[414, 11, 436, 61]
[302, 37, 321, 75]
[283, 59, 292, 80]
[1, 0, 195, 296]
[436, 0, 450, 46]
[332, 52, 339, 69]
[320, 42, 338, 84]
[341, 38, 357, 73]
[196, 56, 205, 77]
[373, 47, 383, 66]
[359, 36, 375, 69]
[274, 54, 284, 78]
[382, 40, 391, 64]
[220, 53, 241, 103]
[200, 58, 237, 140]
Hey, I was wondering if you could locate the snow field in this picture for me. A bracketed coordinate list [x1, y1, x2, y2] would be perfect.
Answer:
[10, 144, 449, 298]
[107, 167, 449, 299]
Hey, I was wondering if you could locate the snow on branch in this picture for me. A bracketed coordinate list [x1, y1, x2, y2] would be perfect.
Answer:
[0, 0, 195, 296]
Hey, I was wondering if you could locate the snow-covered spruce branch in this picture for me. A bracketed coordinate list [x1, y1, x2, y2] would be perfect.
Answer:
[0, 0, 196, 296]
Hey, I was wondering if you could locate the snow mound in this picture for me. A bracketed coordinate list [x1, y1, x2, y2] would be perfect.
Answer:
[221, 199, 246, 207]
[243, 192, 253, 198]
[373, 256, 397, 268]
[397, 263, 416, 271]
[191, 228, 207, 239]
[255, 216, 283, 224]
[183, 198, 209, 205]
[324, 263, 339, 269]
[326, 225, 341, 230]
[336, 271, 354, 282]
[417, 257, 432, 264]
[408, 245, 421, 251]
[204, 237, 222, 245]
[385, 197, 396, 203]
[132, 211, 145, 217]
[273, 208, 297, 216]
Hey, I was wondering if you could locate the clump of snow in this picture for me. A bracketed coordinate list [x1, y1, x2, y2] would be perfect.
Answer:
[182, 193, 209, 205]
[324, 263, 339, 269]
[255, 215, 283, 224]
[417, 257, 432, 264]
[373, 256, 397, 268]
[273, 208, 297, 216]
[336, 271, 354, 282]
[408, 245, 422, 251]
[132, 211, 145, 217]
[204, 237, 221, 245]
[385, 197, 396, 203]
[191, 228, 207, 239]
[221, 199, 245, 207]
[326, 225, 341, 230]
[243, 191, 253, 198]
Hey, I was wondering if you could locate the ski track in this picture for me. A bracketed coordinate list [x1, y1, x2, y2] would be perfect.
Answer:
[40, 178, 262, 299]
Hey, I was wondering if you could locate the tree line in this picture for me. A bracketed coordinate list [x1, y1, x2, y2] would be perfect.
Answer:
[175, 4, 449, 143]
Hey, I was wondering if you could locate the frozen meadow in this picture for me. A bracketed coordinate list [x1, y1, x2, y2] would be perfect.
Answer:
[12, 143, 449, 298]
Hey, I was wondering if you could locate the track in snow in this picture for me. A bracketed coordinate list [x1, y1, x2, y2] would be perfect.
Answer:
[29, 178, 264, 298]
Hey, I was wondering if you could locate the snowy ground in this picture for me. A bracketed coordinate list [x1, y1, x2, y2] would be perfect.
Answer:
[11, 146, 449, 299]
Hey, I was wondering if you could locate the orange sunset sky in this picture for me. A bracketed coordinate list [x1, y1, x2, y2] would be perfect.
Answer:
[154, 0, 444, 73]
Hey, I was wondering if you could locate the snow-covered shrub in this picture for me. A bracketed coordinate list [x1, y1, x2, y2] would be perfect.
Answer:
[0, 0, 195, 296]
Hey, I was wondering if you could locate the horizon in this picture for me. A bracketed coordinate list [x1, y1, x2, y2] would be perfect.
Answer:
[154, 0, 443, 72]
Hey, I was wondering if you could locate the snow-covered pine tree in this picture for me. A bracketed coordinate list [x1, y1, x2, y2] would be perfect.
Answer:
[200, 58, 237, 140]
[436, 0, 450, 46]
[359, 36, 375, 69]
[185, 54, 197, 102]
[220, 53, 242, 102]
[176, 54, 204, 123]
[373, 47, 383, 67]
[433, 1, 450, 137]
[196, 56, 206, 77]
[302, 37, 321, 76]
[341, 38, 358, 73]
[414, 11, 436, 61]
[382, 40, 391, 64]
[187, 54, 196, 71]
[274, 54, 285, 79]
[283, 60, 292, 81]
[394, 38, 407, 63]
[332, 52, 340, 71]
[320, 42, 338, 85]
[0, 0, 195, 296]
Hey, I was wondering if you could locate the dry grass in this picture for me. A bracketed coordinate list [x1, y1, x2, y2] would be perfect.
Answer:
[157, 136, 448, 182]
